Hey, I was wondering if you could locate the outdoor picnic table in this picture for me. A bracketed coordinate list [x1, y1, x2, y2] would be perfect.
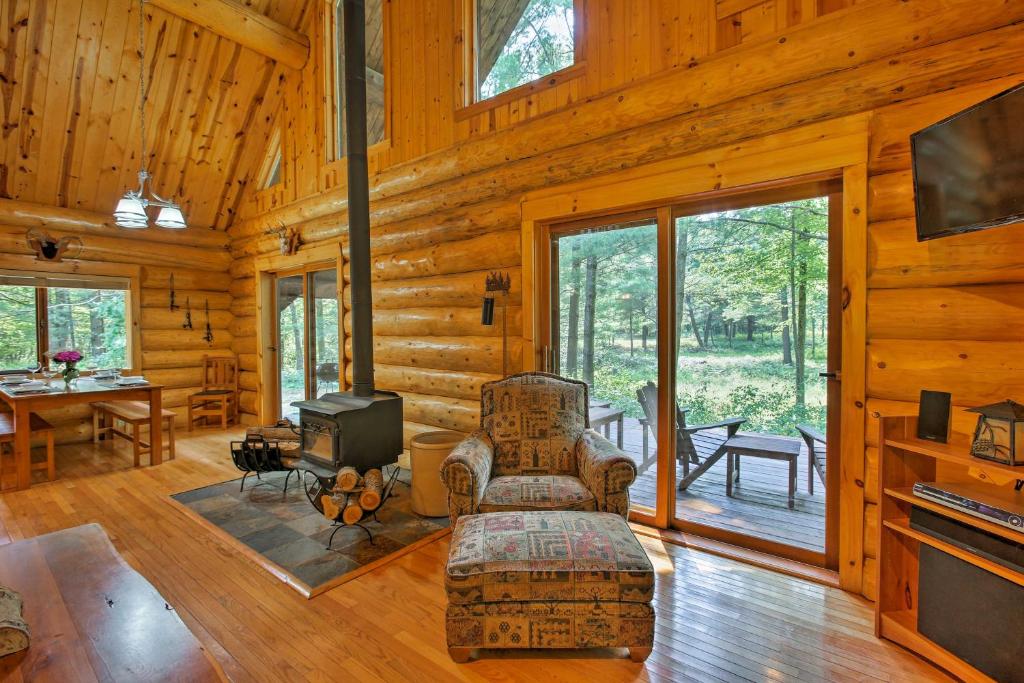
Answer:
[723, 433, 803, 509]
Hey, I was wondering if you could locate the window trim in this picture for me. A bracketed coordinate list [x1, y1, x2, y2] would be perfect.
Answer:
[326, 0, 392, 164]
[0, 263, 141, 374]
[456, 0, 585, 115]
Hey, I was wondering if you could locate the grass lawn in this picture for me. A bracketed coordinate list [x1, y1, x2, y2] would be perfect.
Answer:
[586, 338, 828, 437]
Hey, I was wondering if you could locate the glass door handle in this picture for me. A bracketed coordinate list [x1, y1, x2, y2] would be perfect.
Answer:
[819, 372, 838, 379]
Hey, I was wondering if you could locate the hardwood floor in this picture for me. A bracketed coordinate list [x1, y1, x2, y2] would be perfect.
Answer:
[0, 431, 948, 682]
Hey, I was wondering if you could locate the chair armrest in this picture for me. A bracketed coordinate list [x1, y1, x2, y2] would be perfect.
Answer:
[683, 417, 746, 435]
[439, 431, 494, 525]
[576, 429, 637, 519]
[797, 424, 826, 444]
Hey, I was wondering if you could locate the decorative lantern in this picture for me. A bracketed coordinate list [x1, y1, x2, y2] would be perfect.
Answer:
[968, 400, 1024, 466]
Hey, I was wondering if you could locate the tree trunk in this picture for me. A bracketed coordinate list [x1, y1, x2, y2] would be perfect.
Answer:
[288, 303, 303, 373]
[565, 244, 582, 377]
[780, 289, 792, 365]
[641, 324, 648, 350]
[686, 295, 705, 350]
[810, 316, 816, 359]
[796, 262, 808, 406]
[582, 255, 597, 388]
[675, 222, 689, 362]
[628, 304, 635, 357]
[50, 289, 76, 351]
[89, 298, 104, 359]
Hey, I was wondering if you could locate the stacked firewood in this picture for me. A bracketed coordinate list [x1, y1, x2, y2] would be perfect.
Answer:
[320, 467, 384, 524]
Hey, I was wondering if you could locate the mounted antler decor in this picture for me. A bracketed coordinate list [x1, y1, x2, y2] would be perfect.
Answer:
[265, 223, 302, 256]
[26, 230, 82, 262]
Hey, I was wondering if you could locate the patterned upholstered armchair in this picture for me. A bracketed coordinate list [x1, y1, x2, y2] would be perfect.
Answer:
[440, 372, 637, 525]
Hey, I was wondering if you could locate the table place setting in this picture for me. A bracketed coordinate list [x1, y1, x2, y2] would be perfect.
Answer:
[0, 380, 60, 396]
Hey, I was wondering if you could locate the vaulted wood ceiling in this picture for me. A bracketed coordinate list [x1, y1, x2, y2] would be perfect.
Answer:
[0, 0, 312, 231]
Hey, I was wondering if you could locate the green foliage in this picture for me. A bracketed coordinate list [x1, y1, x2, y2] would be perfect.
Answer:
[47, 288, 127, 369]
[479, 0, 575, 99]
[0, 286, 37, 370]
[0, 286, 127, 371]
[555, 198, 831, 436]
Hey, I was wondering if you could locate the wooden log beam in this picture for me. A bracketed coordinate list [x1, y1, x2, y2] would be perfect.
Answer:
[0, 198, 228, 250]
[355, 364, 498, 402]
[148, 0, 309, 70]
[345, 336, 523, 375]
[344, 307, 523, 338]
[342, 269, 522, 310]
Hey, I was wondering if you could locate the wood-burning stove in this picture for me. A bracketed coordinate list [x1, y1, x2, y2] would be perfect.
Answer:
[293, 391, 403, 471]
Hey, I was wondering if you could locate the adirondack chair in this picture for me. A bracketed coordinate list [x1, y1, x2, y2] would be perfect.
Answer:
[796, 424, 827, 495]
[635, 381, 745, 489]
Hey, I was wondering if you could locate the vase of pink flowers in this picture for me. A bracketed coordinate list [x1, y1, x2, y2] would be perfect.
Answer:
[52, 350, 83, 390]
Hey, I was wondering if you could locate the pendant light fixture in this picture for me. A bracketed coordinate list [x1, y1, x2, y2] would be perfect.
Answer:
[113, 0, 187, 230]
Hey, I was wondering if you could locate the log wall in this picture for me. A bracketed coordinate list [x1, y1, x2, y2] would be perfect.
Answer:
[0, 201, 232, 445]
[225, 0, 1024, 600]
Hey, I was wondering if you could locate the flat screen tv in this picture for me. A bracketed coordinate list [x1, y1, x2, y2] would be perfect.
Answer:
[911, 82, 1024, 241]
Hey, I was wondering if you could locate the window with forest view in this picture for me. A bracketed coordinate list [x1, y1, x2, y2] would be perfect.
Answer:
[0, 284, 128, 371]
[557, 197, 830, 437]
[0, 286, 39, 370]
[335, 0, 386, 158]
[476, 0, 575, 101]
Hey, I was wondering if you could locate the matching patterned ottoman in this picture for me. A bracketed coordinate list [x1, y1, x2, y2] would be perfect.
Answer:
[444, 510, 655, 662]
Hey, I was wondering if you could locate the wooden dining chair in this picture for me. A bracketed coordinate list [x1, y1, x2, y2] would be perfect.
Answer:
[187, 356, 238, 430]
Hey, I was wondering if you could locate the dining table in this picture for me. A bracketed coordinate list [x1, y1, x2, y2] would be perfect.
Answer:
[0, 377, 164, 491]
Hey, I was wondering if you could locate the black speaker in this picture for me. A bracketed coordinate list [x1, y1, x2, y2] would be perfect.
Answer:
[918, 544, 1024, 682]
[918, 390, 951, 443]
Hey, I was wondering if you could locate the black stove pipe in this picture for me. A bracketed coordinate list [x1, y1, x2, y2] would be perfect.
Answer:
[342, 0, 375, 397]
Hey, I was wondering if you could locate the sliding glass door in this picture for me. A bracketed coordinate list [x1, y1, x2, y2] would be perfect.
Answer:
[670, 190, 840, 566]
[540, 183, 841, 566]
[274, 265, 341, 421]
[547, 214, 662, 518]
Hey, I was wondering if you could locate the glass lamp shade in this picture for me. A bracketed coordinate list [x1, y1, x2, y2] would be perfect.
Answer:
[113, 195, 148, 228]
[155, 205, 187, 229]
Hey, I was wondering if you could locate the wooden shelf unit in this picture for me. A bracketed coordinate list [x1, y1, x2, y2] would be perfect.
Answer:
[876, 415, 1024, 683]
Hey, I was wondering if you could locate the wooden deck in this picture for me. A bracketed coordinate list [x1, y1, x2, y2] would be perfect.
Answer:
[616, 418, 827, 552]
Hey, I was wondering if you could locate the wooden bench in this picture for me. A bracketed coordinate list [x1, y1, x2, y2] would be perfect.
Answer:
[91, 401, 176, 466]
[0, 413, 55, 487]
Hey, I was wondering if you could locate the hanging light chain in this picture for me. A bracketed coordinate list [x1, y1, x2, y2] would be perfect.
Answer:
[112, 0, 186, 229]
[137, 0, 147, 185]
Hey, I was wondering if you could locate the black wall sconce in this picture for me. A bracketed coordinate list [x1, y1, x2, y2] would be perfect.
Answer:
[482, 271, 511, 377]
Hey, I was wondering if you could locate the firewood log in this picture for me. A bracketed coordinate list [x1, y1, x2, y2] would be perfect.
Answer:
[359, 469, 384, 510]
[335, 466, 360, 492]
[0, 587, 29, 657]
[321, 493, 347, 522]
[342, 498, 364, 526]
